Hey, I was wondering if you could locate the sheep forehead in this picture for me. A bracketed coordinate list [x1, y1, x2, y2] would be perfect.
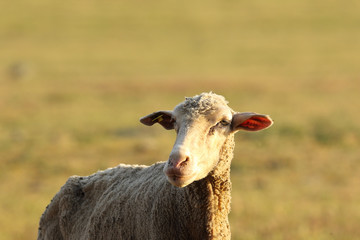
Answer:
[173, 92, 233, 122]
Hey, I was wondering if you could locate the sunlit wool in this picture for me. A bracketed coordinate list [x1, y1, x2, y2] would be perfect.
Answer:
[38, 92, 272, 240]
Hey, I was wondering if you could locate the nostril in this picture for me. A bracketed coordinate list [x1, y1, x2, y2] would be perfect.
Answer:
[168, 149, 191, 169]
[179, 157, 190, 167]
[169, 156, 190, 169]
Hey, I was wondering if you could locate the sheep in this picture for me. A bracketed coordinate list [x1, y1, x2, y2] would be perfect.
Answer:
[38, 92, 273, 240]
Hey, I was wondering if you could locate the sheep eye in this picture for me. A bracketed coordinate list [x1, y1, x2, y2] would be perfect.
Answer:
[219, 120, 230, 126]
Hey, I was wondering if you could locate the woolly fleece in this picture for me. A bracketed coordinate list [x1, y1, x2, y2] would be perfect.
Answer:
[38, 93, 243, 240]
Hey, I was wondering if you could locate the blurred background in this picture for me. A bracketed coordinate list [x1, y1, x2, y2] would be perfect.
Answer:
[1, 0, 360, 239]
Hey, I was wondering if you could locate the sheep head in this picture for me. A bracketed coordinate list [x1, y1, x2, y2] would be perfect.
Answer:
[140, 92, 273, 188]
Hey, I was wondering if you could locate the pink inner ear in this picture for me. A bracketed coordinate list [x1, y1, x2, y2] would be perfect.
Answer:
[240, 116, 272, 131]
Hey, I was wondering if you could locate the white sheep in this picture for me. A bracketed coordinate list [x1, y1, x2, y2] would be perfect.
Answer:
[38, 92, 273, 240]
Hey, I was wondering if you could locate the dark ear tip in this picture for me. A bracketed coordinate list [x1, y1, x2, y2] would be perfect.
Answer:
[139, 117, 154, 126]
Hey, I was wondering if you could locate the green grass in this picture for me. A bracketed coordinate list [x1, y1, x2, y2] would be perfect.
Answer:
[1, 0, 360, 239]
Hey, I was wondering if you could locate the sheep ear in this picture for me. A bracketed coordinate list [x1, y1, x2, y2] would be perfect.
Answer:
[231, 112, 273, 132]
[140, 111, 175, 130]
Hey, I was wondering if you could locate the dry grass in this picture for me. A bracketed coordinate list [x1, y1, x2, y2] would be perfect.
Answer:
[1, 1, 360, 239]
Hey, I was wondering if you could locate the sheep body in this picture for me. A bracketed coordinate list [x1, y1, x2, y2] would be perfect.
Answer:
[38, 92, 272, 240]
[38, 160, 231, 239]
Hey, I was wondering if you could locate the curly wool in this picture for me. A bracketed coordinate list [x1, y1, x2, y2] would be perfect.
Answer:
[38, 92, 237, 240]
[176, 92, 230, 117]
[38, 138, 235, 240]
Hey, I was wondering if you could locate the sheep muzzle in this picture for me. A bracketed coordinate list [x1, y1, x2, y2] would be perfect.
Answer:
[163, 149, 197, 187]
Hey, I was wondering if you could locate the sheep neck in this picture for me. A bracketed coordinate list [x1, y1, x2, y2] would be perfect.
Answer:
[212, 133, 235, 180]
[203, 134, 235, 239]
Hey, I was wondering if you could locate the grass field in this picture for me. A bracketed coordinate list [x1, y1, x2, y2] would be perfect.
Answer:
[1, 1, 360, 239]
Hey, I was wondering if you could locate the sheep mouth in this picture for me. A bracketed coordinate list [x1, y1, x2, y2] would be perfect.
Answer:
[166, 173, 192, 180]
[165, 173, 196, 188]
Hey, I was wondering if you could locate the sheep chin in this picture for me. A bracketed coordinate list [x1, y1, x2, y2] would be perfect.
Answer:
[165, 174, 196, 188]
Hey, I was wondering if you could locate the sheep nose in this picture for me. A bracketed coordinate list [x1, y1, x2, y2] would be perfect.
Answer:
[169, 151, 191, 169]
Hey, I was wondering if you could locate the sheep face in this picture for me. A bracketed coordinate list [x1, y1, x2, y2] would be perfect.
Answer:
[164, 105, 233, 187]
[140, 93, 273, 187]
